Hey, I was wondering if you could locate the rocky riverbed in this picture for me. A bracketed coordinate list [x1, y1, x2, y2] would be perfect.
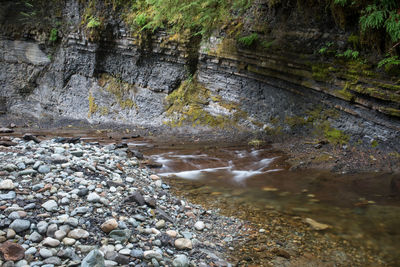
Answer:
[0, 135, 245, 267]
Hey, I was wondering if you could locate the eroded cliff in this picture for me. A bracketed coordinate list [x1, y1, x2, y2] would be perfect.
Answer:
[0, 0, 399, 150]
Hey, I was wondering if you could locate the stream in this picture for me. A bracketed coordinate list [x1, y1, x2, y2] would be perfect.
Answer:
[2, 129, 400, 265]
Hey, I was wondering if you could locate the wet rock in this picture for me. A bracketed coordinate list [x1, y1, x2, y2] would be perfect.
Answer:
[305, 218, 330, 230]
[81, 249, 105, 267]
[0, 128, 13, 133]
[9, 219, 30, 233]
[0, 241, 25, 261]
[23, 133, 40, 143]
[38, 165, 51, 174]
[100, 219, 118, 233]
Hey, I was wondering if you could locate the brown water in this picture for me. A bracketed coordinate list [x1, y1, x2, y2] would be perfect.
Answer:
[2, 129, 400, 265]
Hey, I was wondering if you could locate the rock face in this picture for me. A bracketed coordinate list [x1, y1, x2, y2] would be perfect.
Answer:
[0, 0, 399, 149]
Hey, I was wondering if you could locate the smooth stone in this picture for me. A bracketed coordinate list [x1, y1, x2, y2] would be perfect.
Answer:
[118, 249, 130, 255]
[62, 237, 76, 246]
[43, 256, 62, 265]
[68, 229, 89, 239]
[143, 250, 162, 261]
[9, 219, 30, 233]
[0, 241, 25, 261]
[42, 237, 61, 247]
[155, 220, 165, 229]
[0, 179, 15, 190]
[0, 191, 16, 200]
[46, 224, 58, 238]
[172, 254, 189, 267]
[194, 221, 205, 231]
[39, 248, 54, 258]
[37, 221, 49, 234]
[100, 219, 118, 233]
[305, 218, 330, 230]
[109, 230, 130, 243]
[38, 165, 51, 174]
[174, 238, 193, 250]
[87, 192, 101, 202]
[42, 200, 58, 212]
[81, 249, 105, 267]
[130, 249, 143, 259]
[28, 231, 43, 242]
[25, 247, 37, 255]
[6, 228, 16, 239]
[54, 230, 67, 240]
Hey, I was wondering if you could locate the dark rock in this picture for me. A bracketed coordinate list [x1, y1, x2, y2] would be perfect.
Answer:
[0, 141, 17, 147]
[23, 133, 40, 143]
[156, 207, 175, 223]
[77, 188, 89, 197]
[115, 254, 130, 265]
[109, 230, 130, 243]
[125, 191, 145, 206]
[145, 161, 163, 168]
[0, 128, 13, 133]
[115, 143, 128, 149]
[145, 197, 157, 208]
[54, 137, 81, 144]
[130, 249, 144, 259]
[0, 241, 25, 261]
[127, 149, 144, 160]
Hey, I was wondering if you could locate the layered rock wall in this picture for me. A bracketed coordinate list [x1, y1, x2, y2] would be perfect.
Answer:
[0, 0, 399, 149]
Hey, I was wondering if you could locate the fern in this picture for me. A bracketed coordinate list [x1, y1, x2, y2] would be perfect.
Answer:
[238, 33, 259, 46]
[378, 55, 400, 68]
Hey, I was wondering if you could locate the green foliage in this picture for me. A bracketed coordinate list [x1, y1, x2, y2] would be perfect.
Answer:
[87, 16, 101, 28]
[358, 0, 400, 42]
[318, 42, 333, 55]
[127, 0, 252, 37]
[336, 49, 359, 59]
[238, 33, 259, 46]
[377, 55, 400, 71]
[49, 28, 58, 42]
[135, 13, 147, 27]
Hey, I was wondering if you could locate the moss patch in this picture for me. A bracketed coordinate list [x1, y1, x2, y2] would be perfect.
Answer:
[98, 74, 138, 111]
[88, 92, 98, 118]
[165, 77, 246, 128]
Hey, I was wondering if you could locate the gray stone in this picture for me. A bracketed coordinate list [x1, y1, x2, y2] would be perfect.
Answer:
[38, 165, 51, 174]
[0, 179, 15, 190]
[87, 192, 100, 202]
[172, 254, 189, 267]
[68, 229, 89, 239]
[143, 250, 162, 261]
[9, 219, 31, 232]
[0, 191, 16, 200]
[194, 221, 205, 231]
[37, 221, 49, 234]
[39, 248, 54, 258]
[42, 200, 58, 212]
[43, 256, 62, 265]
[81, 249, 105, 267]
[130, 249, 143, 259]
[25, 247, 37, 255]
[28, 231, 43, 242]
[109, 230, 130, 243]
[46, 224, 58, 237]
[42, 237, 60, 247]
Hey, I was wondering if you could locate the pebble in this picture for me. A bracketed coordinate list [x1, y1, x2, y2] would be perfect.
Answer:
[38, 165, 51, 174]
[101, 218, 118, 233]
[81, 249, 105, 267]
[39, 248, 54, 258]
[143, 250, 163, 261]
[174, 238, 193, 250]
[173, 254, 190, 267]
[42, 237, 61, 247]
[0, 179, 15, 190]
[87, 192, 101, 202]
[68, 229, 89, 239]
[194, 221, 205, 231]
[9, 219, 31, 233]
[42, 200, 58, 212]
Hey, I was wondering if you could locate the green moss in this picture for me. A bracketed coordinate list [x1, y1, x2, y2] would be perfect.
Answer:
[98, 74, 138, 110]
[371, 139, 379, 148]
[311, 64, 331, 82]
[165, 77, 246, 128]
[285, 115, 307, 127]
[248, 139, 264, 148]
[88, 92, 98, 118]
[324, 127, 349, 145]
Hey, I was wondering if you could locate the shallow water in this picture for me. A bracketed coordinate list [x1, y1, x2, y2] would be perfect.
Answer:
[2, 129, 400, 265]
[141, 142, 400, 265]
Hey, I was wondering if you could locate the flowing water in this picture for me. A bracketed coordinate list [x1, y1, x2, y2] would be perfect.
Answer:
[2, 129, 400, 265]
